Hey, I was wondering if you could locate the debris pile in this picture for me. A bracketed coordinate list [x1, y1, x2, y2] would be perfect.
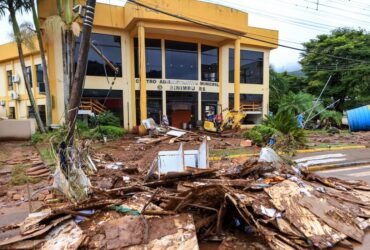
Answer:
[1, 146, 370, 249]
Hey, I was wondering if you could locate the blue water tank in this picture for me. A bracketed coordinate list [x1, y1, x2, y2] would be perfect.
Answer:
[347, 105, 370, 132]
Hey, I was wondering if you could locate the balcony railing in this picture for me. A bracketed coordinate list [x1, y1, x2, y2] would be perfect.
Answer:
[240, 103, 263, 112]
[80, 99, 107, 114]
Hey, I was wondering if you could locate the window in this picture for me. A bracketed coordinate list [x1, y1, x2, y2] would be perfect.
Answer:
[229, 49, 264, 84]
[9, 107, 15, 119]
[75, 33, 122, 77]
[201, 45, 219, 82]
[135, 90, 162, 125]
[26, 66, 32, 87]
[38, 105, 46, 125]
[165, 40, 198, 80]
[7, 70, 13, 90]
[28, 106, 35, 118]
[36, 64, 45, 93]
[134, 38, 162, 79]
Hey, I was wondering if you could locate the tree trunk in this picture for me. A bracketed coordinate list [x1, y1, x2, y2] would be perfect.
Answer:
[9, 8, 46, 133]
[62, 30, 70, 123]
[66, 0, 96, 145]
[31, 0, 52, 128]
[9, 11, 45, 133]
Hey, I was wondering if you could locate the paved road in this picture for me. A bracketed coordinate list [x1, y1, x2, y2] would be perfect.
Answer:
[318, 165, 370, 184]
[317, 165, 370, 250]
[294, 148, 370, 167]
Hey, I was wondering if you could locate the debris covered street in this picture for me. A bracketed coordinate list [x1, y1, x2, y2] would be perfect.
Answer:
[0, 0, 370, 249]
[1, 130, 370, 249]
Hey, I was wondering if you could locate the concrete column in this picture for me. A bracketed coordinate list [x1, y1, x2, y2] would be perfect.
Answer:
[138, 24, 147, 134]
[161, 39, 165, 79]
[162, 90, 166, 116]
[198, 91, 202, 121]
[234, 39, 241, 111]
[198, 43, 202, 121]
[218, 46, 223, 112]
[130, 37, 136, 128]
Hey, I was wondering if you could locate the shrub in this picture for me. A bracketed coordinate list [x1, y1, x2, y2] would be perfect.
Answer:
[243, 129, 264, 145]
[90, 111, 120, 127]
[263, 112, 307, 153]
[320, 110, 343, 127]
[77, 120, 89, 131]
[243, 125, 279, 146]
[89, 125, 125, 140]
[31, 132, 45, 144]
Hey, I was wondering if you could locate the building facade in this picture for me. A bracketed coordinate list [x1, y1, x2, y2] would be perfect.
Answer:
[0, 0, 278, 130]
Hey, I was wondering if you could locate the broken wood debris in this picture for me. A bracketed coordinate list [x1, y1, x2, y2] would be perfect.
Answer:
[2, 147, 370, 249]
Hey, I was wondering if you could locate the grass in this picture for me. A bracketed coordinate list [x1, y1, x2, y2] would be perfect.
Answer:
[210, 147, 259, 158]
[308, 142, 363, 149]
[307, 129, 351, 137]
[10, 164, 42, 186]
[37, 143, 56, 171]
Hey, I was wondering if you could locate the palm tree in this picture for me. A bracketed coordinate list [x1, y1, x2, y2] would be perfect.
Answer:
[44, 0, 80, 123]
[29, 0, 52, 127]
[0, 0, 46, 133]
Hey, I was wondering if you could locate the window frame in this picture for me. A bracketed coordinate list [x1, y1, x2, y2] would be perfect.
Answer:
[26, 66, 32, 87]
[165, 40, 199, 81]
[229, 48, 264, 84]
[201, 45, 219, 82]
[7, 70, 13, 91]
[134, 38, 162, 79]
[35, 64, 45, 94]
[75, 32, 123, 77]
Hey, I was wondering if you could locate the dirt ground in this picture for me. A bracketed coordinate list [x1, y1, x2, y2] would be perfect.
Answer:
[91, 133, 247, 172]
[307, 130, 370, 147]
[0, 142, 54, 240]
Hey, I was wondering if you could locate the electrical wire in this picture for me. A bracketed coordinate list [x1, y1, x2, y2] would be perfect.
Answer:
[126, 0, 370, 64]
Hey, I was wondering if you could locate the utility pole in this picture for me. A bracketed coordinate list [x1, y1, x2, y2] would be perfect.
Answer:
[67, 0, 97, 145]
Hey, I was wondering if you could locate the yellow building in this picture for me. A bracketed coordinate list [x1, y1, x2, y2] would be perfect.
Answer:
[0, 0, 278, 130]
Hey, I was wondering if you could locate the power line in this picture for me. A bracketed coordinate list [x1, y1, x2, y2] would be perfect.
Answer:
[126, 0, 370, 64]
[255, 0, 370, 27]
[303, 0, 370, 17]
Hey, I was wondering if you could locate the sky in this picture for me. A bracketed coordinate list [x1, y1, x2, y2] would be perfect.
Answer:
[0, 0, 369, 72]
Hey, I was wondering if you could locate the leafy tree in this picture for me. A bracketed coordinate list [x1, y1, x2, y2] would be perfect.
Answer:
[269, 68, 308, 114]
[0, 0, 46, 132]
[277, 92, 316, 117]
[300, 28, 370, 111]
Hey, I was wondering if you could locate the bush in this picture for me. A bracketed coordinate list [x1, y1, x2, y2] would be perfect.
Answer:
[31, 132, 45, 144]
[320, 110, 343, 127]
[243, 129, 264, 145]
[90, 111, 120, 127]
[77, 120, 89, 131]
[263, 112, 307, 153]
[89, 125, 125, 140]
[243, 125, 279, 146]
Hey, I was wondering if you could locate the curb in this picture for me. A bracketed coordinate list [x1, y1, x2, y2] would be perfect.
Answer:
[305, 160, 370, 172]
[209, 145, 367, 161]
[296, 145, 366, 154]
[209, 153, 259, 161]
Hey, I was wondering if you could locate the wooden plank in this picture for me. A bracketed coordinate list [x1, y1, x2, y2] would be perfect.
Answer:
[299, 195, 364, 243]
[265, 180, 346, 248]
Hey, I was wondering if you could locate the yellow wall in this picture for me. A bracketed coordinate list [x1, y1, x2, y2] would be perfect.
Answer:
[1, 0, 278, 128]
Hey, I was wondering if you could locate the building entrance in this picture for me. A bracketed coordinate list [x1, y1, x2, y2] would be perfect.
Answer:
[166, 91, 198, 128]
